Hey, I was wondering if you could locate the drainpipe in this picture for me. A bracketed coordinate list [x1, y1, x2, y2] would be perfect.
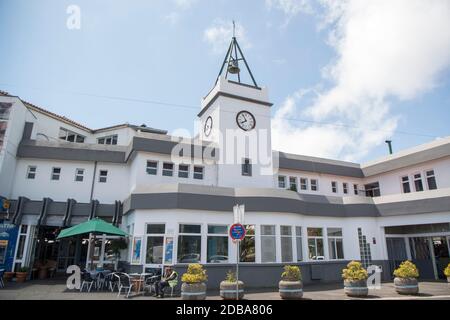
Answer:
[385, 140, 393, 155]
[90, 161, 98, 202]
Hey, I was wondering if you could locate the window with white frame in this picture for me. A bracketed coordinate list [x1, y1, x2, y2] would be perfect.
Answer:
[97, 134, 118, 145]
[413, 173, 424, 192]
[327, 228, 344, 260]
[260, 225, 276, 263]
[51, 167, 61, 181]
[15, 225, 28, 261]
[343, 183, 348, 194]
[331, 181, 338, 193]
[300, 178, 308, 190]
[278, 176, 286, 188]
[59, 127, 85, 143]
[240, 225, 255, 262]
[99, 170, 108, 183]
[401, 176, 411, 193]
[307, 228, 324, 260]
[281, 225, 293, 262]
[311, 179, 318, 191]
[241, 158, 252, 176]
[146, 161, 158, 175]
[426, 170, 437, 190]
[295, 227, 303, 261]
[178, 224, 201, 263]
[146, 224, 165, 264]
[353, 184, 359, 195]
[26, 166, 37, 179]
[75, 168, 84, 182]
[162, 162, 174, 177]
[178, 164, 189, 178]
[289, 177, 297, 191]
[207, 225, 228, 263]
[193, 166, 204, 180]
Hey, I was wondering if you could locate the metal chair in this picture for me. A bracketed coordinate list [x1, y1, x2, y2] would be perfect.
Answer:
[167, 278, 178, 297]
[105, 272, 118, 292]
[115, 273, 134, 298]
[143, 274, 159, 295]
[80, 271, 95, 292]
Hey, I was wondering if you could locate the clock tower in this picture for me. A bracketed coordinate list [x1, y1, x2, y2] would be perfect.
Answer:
[198, 33, 274, 188]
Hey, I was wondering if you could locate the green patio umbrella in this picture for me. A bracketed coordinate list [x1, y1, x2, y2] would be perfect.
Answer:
[57, 218, 128, 270]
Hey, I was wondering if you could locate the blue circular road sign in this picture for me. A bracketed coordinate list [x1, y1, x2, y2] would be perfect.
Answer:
[229, 223, 246, 241]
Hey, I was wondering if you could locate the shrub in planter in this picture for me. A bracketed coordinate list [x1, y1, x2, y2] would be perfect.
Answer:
[342, 261, 369, 297]
[393, 260, 419, 295]
[279, 265, 303, 299]
[220, 270, 244, 300]
[443, 263, 450, 287]
[181, 264, 207, 300]
[4, 271, 15, 282]
[16, 267, 29, 283]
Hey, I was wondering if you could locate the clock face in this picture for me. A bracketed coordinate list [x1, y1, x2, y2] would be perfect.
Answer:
[236, 111, 256, 131]
[204, 116, 213, 137]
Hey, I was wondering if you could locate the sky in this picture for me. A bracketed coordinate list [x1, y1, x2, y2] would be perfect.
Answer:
[1, 0, 449, 163]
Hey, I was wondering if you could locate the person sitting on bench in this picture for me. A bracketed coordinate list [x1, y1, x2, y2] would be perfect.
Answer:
[155, 266, 178, 298]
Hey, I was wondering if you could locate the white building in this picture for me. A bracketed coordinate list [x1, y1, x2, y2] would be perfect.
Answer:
[0, 37, 449, 288]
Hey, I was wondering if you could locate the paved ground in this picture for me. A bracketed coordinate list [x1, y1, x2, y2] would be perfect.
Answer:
[0, 279, 449, 300]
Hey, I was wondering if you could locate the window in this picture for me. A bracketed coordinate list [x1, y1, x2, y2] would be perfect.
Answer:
[240, 225, 255, 262]
[178, 224, 201, 263]
[162, 163, 174, 177]
[281, 226, 293, 262]
[75, 168, 84, 182]
[307, 228, 324, 260]
[26, 166, 36, 179]
[401, 176, 411, 193]
[59, 128, 85, 143]
[343, 183, 348, 194]
[331, 181, 338, 193]
[426, 170, 437, 190]
[327, 228, 344, 260]
[146, 161, 158, 175]
[300, 178, 308, 190]
[295, 227, 303, 261]
[146, 224, 165, 264]
[353, 184, 359, 195]
[241, 158, 252, 176]
[414, 173, 424, 192]
[99, 170, 108, 183]
[15, 225, 28, 261]
[289, 177, 298, 191]
[311, 179, 318, 191]
[278, 176, 286, 188]
[365, 182, 381, 197]
[193, 166, 204, 180]
[207, 225, 228, 263]
[260, 225, 276, 263]
[97, 134, 118, 145]
[178, 164, 189, 178]
[51, 167, 61, 181]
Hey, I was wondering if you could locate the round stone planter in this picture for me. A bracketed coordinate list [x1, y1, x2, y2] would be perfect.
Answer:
[15, 272, 28, 283]
[279, 280, 303, 300]
[220, 281, 244, 300]
[181, 282, 207, 300]
[4, 272, 15, 282]
[394, 277, 419, 295]
[344, 279, 368, 297]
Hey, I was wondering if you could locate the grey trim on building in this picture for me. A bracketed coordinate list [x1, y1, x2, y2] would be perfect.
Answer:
[376, 196, 450, 216]
[22, 122, 34, 140]
[198, 91, 273, 117]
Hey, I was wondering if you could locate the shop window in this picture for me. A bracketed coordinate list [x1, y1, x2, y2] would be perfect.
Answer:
[51, 167, 61, 181]
[426, 170, 437, 190]
[26, 166, 37, 179]
[146, 224, 165, 264]
[178, 224, 201, 263]
[328, 228, 344, 260]
[307, 228, 324, 261]
[193, 166, 204, 180]
[178, 164, 189, 178]
[260, 225, 276, 263]
[295, 227, 303, 261]
[240, 225, 255, 262]
[207, 225, 228, 263]
[401, 176, 411, 193]
[146, 161, 158, 175]
[281, 226, 293, 262]
[162, 162, 174, 177]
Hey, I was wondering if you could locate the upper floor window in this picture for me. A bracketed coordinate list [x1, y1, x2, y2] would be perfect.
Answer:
[426, 170, 437, 190]
[310, 179, 318, 191]
[413, 173, 424, 192]
[146, 161, 158, 175]
[162, 162, 174, 177]
[300, 178, 308, 191]
[59, 128, 85, 143]
[401, 176, 411, 193]
[75, 168, 84, 182]
[51, 167, 61, 181]
[99, 170, 108, 183]
[26, 166, 37, 179]
[289, 177, 298, 191]
[193, 166, 204, 180]
[353, 184, 359, 195]
[97, 135, 118, 145]
[343, 183, 348, 194]
[278, 176, 286, 188]
[241, 158, 252, 176]
[331, 181, 338, 193]
[178, 164, 189, 178]
[365, 182, 380, 197]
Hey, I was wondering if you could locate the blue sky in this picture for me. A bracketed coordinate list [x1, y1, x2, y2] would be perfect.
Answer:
[1, 0, 449, 163]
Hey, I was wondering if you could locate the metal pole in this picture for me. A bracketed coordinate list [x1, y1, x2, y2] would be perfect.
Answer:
[236, 240, 239, 300]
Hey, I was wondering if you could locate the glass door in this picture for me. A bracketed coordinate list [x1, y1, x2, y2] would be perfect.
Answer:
[409, 237, 435, 279]
[432, 236, 450, 279]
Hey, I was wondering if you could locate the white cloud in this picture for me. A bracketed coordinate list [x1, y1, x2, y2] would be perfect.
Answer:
[272, 0, 450, 161]
[203, 19, 251, 54]
[164, 0, 199, 25]
[266, 0, 315, 26]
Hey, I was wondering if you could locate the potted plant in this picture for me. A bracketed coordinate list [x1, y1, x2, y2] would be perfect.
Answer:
[181, 263, 207, 300]
[279, 265, 303, 299]
[393, 260, 419, 295]
[342, 261, 369, 297]
[110, 238, 128, 259]
[16, 267, 29, 283]
[220, 270, 244, 300]
[3, 271, 15, 282]
[443, 263, 450, 287]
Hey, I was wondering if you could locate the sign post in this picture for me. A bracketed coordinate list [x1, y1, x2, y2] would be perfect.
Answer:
[230, 205, 245, 300]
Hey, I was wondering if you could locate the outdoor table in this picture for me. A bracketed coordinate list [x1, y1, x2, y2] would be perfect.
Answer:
[129, 273, 153, 293]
